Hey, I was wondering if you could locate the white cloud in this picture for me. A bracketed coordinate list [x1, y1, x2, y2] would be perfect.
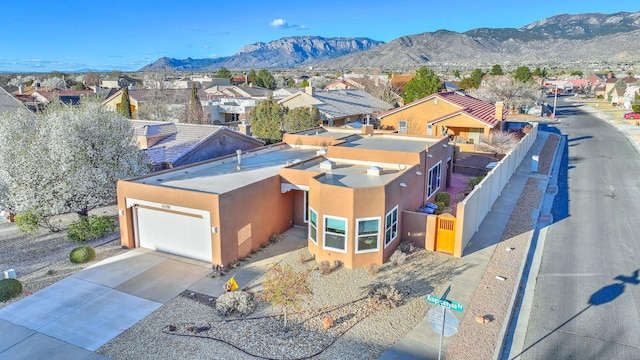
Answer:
[270, 18, 308, 30]
[270, 18, 289, 29]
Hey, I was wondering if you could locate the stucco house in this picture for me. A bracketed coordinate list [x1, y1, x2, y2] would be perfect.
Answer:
[102, 88, 209, 121]
[116, 126, 453, 269]
[378, 91, 506, 145]
[279, 87, 394, 127]
[131, 120, 264, 171]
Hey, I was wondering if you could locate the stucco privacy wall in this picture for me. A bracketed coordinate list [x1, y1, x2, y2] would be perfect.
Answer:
[454, 124, 539, 256]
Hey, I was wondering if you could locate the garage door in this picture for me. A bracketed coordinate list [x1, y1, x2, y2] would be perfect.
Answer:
[134, 206, 212, 263]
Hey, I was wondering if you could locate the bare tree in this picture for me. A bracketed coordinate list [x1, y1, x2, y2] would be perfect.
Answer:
[477, 131, 519, 155]
[472, 76, 542, 112]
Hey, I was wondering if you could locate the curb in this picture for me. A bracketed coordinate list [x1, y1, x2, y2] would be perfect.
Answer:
[494, 133, 565, 360]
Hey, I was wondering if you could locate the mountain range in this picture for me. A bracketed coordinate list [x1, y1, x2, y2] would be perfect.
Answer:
[141, 11, 640, 72]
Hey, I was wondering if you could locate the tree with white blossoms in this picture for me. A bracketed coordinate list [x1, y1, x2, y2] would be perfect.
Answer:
[0, 99, 150, 231]
[41, 77, 67, 90]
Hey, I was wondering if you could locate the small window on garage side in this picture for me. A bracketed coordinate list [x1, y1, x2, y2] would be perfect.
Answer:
[356, 217, 380, 253]
[309, 208, 318, 244]
[323, 215, 347, 253]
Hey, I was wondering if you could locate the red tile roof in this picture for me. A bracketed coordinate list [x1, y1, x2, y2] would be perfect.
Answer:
[379, 91, 505, 127]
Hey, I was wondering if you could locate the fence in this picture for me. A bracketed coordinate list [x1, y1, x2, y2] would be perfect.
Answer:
[453, 124, 538, 256]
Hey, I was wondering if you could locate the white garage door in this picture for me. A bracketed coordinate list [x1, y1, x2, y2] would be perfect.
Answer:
[134, 206, 212, 263]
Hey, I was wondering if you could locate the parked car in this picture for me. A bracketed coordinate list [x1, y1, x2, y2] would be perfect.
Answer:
[624, 112, 640, 119]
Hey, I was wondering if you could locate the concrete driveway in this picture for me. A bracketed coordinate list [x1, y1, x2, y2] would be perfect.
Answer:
[0, 249, 213, 358]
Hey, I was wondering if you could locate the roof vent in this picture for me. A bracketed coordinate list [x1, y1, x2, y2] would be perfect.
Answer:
[367, 166, 381, 176]
[320, 160, 335, 170]
[316, 149, 327, 156]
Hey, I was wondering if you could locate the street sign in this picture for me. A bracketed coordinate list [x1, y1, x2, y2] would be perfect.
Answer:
[426, 294, 464, 312]
[428, 307, 459, 337]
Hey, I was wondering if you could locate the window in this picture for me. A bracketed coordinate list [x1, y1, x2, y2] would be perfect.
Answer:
[356, 217, 380, 253]
[427, 123, 433, 136]
[427, 161, 442, 198]
[303, 191, 309, 223]
[398, 120, 407, 134]
[384, 207, 398, 247]
[323, 215, 347, 253]
[309, 208, 317, 244]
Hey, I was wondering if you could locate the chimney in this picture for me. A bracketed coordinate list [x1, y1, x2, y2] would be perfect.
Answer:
[495, 101, 504, 121]
[238, 120, 251, 136]
[236, 149, 242, 170]
[305, 86, 315, 96]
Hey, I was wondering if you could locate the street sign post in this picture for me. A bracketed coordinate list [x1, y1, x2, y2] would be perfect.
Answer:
[426, 294, 464, 312]
[426, 285, 464, 360]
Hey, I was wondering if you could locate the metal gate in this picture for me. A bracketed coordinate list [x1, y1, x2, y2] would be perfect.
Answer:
[436, 214, 456, 254]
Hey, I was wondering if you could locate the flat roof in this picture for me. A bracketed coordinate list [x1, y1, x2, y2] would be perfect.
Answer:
[336, 134, 438, 153]
[290, 157, 405, 188]
[135, 145, 318, 194]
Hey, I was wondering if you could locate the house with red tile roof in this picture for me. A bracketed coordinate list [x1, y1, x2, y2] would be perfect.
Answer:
[378, 91, 506, 145]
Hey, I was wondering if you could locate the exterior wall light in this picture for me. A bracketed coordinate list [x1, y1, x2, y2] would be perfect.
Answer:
[399, 183, 407, 187]
[416, 171, 422, 175]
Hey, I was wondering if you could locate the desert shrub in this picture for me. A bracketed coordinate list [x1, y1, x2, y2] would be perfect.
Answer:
[68, 215, 115, 242]
[14, 210, 41, 234]
[368, 283, 404, 309]
[367, 263, 380, 275]
[389, 250, 407, 266]
[333, 260, 342, 269]
[69, 245, 96, 264]
[0, 278, 23, 301]
[318, 260, 332, 275]
[398, 241, 416, 254]
[435, 201, 446, 215]
[435, 192, 451, 206]
[215, 291, 257, 317]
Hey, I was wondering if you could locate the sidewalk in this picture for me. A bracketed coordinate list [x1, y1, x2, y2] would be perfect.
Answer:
[378, 130, 557, 360]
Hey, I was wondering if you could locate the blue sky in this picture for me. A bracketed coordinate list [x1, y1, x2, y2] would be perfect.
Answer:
[1, 0, 638, 73]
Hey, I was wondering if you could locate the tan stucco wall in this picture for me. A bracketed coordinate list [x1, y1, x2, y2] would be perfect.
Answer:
[218, 175, 294, 265]
[103, 93, 140, 119]
[380, 97, 459, 135]
[283, 133, 346, 147]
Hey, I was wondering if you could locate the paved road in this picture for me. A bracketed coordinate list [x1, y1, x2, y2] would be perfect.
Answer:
[514, 97, 640, 359]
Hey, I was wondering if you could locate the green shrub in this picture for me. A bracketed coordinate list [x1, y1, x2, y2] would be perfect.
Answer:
[14, 210, 41, 234]
[70, 245, 96, 264]
[435, 201, 446, 215]
[0, 278, 23, 301]
[435, 191, 451, 206]
[68, 215, 116, 242]
[467, 175, 486, 191]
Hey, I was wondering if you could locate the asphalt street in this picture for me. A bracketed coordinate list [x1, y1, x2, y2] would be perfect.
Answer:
[513, 97, 640, 359]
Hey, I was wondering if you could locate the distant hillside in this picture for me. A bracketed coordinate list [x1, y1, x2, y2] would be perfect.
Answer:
[140, 11, 640, 71]
[319, 11, 640, 70]
[140, 36, 384, 71]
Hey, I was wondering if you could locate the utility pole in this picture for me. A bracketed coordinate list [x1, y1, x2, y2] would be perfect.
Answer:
[552, 82, 558, 119]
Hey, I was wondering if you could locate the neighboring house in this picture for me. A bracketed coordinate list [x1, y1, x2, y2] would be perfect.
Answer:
[0, 87, 26, 113]
[594, 83, 607, 98]
[132, 120, 264, 171]
[102, 88, 209, 121]
[480, 75, 513, 88]
[116, 126, 453, 268]
[378, 91, 506, 145]
[611, 87, 627, 107]
[204, 85, 273, 123]
[279, 87, 394, 127]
